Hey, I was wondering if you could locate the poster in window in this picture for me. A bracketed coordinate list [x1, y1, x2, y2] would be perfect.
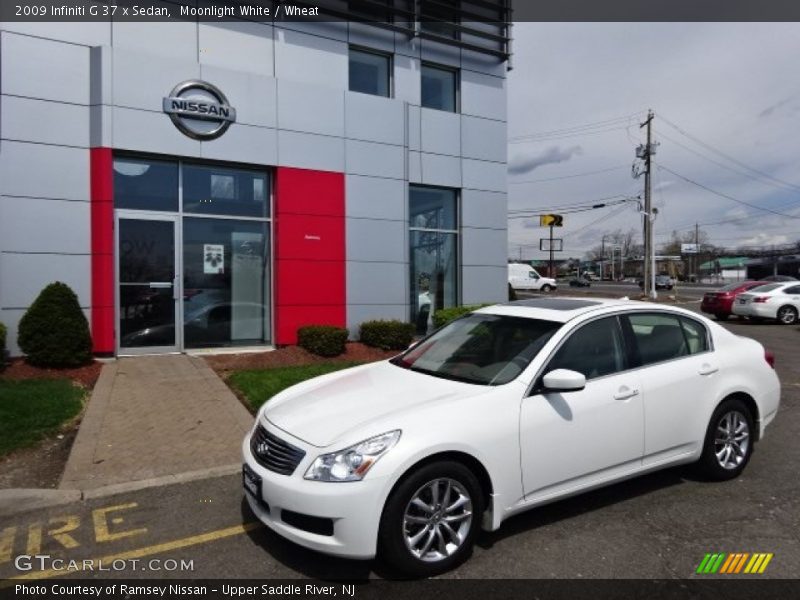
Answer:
[204, 244, 225, 274]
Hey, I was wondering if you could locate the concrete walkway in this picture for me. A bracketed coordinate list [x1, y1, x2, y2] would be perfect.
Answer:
[60, 355, 253, 490]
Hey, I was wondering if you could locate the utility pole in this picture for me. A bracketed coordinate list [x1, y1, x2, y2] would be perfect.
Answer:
[695, 222, 699, 283]
[548, 223, 555, 278]
[600, 234, 606, 280]
[640, 110, 655, 299]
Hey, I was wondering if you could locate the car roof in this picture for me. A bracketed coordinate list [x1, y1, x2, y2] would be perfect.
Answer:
[477, 297, 640, 323]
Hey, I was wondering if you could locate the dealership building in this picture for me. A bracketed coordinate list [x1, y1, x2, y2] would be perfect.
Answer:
[0, 2, 510, 356]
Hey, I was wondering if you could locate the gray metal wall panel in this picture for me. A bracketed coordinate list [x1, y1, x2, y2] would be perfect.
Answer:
[277, 79, 345, 138]
[346, 175, 405, 221]
[0, 252, 90, 309]
[277, 130, 345, 172]
[276, 21, 348, 43]
[198, 22, 274, 77]
[461, 189, 508, 230]
[461, 116, 506, 163]
[112, 18, 198, 62]
[420, 39, 461, 69]
[345, 93, 405, 145]
[0, 141, 89, 201]
[1, 97, 90, 148]
[347, 261, 406, 305]
[419, 153, 462, 188]
[461, 69, 507, 122]
[348, 22, 394, 53]
[112, 48, 200, 112]
[461, 266, 508, 305]
[421, 109, 461, 156]
[0, 32, 90, 105]
[462, 159, 507, 193]
[346, 218, 405, 263]
[461, 49, 507, 79]
[274, 28, 348, 89]
[346, 140, 405, 179]
[406, 105, 421, 151]
[393, 54, 421, 105]
[112, 107, 202, 157]
[198, 65, 278, 129]
[461, 228, 508, 267]
[0, 196, 90, 255]
[199, 123, 278, 166]
[0, 22, 111, 47]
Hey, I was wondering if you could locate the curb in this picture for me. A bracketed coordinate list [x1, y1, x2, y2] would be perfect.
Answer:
[0, 463, 241, 518]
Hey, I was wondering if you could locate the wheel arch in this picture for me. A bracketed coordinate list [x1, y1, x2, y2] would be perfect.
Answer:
[717, 392, 761, 441]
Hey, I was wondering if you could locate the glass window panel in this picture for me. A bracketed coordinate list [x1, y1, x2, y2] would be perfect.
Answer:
[410, 186, 457, 230]
[628, 313, 689, 365]
[547, 317, 626, 380]
[114, 157, 178, 211]
[349, 48, 391, 97]
[183, 164, 269, 218]
[183, 218, 271, 348]
[679, 317, 709, 354]
[410, 230, 457, 334]
[421, 64, 457, 112]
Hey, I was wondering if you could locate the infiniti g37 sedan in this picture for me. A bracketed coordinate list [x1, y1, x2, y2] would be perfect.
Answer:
[242, 298, 780, 576]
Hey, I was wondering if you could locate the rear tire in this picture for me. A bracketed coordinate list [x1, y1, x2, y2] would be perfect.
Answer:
[378, 461, 483, 578]
[777, 305, 798, 325]
[696, 398, 754, 481]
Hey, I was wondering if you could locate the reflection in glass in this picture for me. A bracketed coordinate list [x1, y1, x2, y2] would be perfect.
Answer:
[410, 186, 457, 230]
[410, 231, 457, 335]
[114, 158, 178, 211]
[349, 48, 391, 97]
[421, 64, 457, 112]
[183, 218, 271, 348]
[183, 163, 269, 218]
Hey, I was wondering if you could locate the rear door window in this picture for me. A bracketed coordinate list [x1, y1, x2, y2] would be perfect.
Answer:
[626, 313, 689, 366]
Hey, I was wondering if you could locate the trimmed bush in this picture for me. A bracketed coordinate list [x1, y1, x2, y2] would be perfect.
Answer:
[432, 304, 490, 329]
[508, 282, 518, 301]
[359, 320, 415, 350]
[17, 282, 92, 367]
[0, 322, 7, 371]
[297, 325, 349, 357]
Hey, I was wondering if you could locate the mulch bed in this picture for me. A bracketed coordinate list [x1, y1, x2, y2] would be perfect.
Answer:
[205, 342, 398, 378]
[0, 358, 103, 389]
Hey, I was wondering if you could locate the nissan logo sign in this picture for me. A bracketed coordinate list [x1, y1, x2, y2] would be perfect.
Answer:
[163, 80, 236, 140]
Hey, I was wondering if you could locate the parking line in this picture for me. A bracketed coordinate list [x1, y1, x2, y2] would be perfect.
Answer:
[3, 522, 263, 585]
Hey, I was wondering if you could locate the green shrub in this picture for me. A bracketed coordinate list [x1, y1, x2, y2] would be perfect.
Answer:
[297, 325, 349, 357]
[17, 282, 92, 367]
[508, 282, 517, 301]
[432, 304, 490, 329]
[0, 322, 7, 371]
[359, 320, 415, 350]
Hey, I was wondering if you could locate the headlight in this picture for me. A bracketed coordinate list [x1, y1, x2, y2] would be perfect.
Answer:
[304, 430, 401, 482]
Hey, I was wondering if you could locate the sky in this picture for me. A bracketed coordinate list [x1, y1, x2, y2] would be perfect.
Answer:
[506, 23, 800, 261]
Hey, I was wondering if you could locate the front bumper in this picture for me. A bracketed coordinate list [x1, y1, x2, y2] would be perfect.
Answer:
[241, 427, 389, 559]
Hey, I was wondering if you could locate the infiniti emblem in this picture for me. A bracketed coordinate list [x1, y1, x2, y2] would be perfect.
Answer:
[256, 441, 270, 456]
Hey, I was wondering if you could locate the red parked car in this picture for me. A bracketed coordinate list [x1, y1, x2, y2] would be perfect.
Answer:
[701, 281, 766, 321]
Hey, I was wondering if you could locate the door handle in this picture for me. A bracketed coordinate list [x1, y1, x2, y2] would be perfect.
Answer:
[614, 388, 640, 401]
[699, 365, 719, 376]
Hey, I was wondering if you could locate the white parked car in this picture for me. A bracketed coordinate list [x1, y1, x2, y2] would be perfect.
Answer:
[508, 263, 557, 292]
[732, 281, 800, 324]
[242, 298, 780, 576]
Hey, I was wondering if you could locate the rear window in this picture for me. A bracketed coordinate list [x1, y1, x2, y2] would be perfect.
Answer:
[749, 283, 782, 293]
[717, 282, 754, 292]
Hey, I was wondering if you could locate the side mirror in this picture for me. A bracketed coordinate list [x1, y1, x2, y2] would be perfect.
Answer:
[542, 369, 586, 392]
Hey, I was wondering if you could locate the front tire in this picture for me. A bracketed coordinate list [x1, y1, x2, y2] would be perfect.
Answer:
[777, 305, 798, 325]
[541, 284, 553, 292]
[697, 398, 754, 481]
[378, 461, 483, 578]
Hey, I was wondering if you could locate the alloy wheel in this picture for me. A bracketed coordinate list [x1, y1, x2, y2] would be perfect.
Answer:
[714, 410, 750, 470]
[402, 478, 473, 562]
[777, 306, 798, 324]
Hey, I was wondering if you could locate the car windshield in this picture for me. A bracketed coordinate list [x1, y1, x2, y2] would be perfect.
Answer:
[391, 313, 562, 386]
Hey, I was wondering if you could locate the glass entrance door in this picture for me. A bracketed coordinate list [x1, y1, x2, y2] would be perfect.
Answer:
[117, 215, 179, 353]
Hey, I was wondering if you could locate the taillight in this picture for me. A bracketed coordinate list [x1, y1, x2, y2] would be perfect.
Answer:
[765, 350, 775, 369]
[753, 296, 770, 303]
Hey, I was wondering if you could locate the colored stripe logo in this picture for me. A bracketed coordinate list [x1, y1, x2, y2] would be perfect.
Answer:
[696, 552, 773, 574]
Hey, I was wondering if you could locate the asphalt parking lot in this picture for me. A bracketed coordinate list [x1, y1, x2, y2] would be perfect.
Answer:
[0, 303, 798, 582]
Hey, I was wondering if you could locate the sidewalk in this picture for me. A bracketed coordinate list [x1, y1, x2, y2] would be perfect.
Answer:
[60, 355, 253, 490]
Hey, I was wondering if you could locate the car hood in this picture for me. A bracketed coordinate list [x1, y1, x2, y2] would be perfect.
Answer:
[263, 361, 479, 448]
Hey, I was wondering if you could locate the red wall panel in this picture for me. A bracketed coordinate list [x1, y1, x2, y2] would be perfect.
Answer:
[90, 148, 115, 355]
[274, 167, 346, 345]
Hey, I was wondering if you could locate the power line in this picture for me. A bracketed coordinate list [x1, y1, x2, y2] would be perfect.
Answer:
[563, 202, 635, 239]
[509, 112, 644, 142]
[509, 164, 628, 185]
[509, 125, 630, 144]
[657, 164, 800, 219]
[508, 194, 629, 214]
[658, 113, 800, 193]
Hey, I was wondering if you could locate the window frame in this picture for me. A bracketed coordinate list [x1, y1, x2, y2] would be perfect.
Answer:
[348, 45, 393, 98]
[420, 61, 460, 113]
[623, 311, 713, 369]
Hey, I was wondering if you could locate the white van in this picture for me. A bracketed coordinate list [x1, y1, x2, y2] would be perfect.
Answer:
[508, 263, 558, 291]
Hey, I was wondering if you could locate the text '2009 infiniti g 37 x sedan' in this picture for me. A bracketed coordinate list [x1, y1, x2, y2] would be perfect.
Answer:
[242, 298, 780, 576]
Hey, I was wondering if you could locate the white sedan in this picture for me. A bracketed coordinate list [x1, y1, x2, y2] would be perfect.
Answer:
[242, 298, 780, 576]
[732, 281, 800, 324]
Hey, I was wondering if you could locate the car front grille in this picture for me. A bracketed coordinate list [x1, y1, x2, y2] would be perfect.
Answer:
[250, 424, 306, 476]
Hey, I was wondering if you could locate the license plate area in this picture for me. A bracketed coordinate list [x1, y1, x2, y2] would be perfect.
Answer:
[242, 463, 262, 499]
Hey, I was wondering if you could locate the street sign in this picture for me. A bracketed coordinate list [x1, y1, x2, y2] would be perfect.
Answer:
[540, 238, 563, 252]
[540, 214, 564, 227]
[681, 243, 699, 254]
